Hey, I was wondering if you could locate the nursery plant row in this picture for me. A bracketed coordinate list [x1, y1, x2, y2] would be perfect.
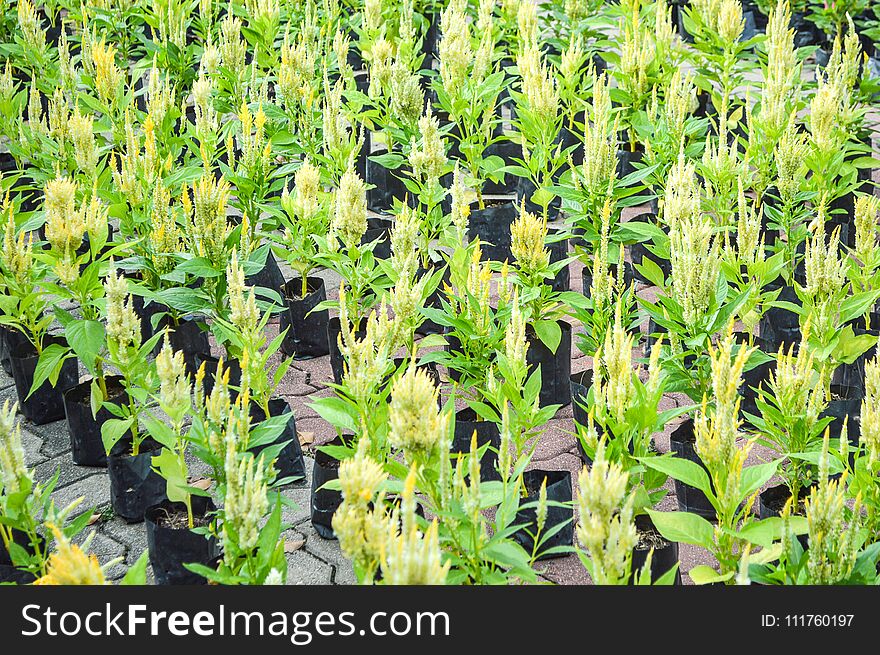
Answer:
[0, 0, 879, 586]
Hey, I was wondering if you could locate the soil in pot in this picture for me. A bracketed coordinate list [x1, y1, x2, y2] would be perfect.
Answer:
[107, 437, 168, 523]
[669, 419, 716, 520]
[452, 408, 501, 482]
[526, 320, 572, 408]
[145, 496, 220, 585]
[64, 375, 127, 467]
[248, 397, 306, 483]
[311, 436, 347, 540]
[11, 335, 79, 425]
[467, 199, 518, 262]
[280, 276, 331, 359]
[167, 316, 212, 377]
[631, 514, 681, 585]
[513, 469, 574, 560]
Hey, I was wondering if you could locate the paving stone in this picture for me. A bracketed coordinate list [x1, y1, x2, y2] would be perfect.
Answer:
[74, 529, 129, 580]
[101, 516, 149, 567]
[332, 560, 357, 585]
[36, 454, 103, 489]
[286, 547, 333, 585]
[49, 472, 111, 517]
[297, 518, 349, 572]
[34, 418, 74, 459]
[21, 428, 46, 466]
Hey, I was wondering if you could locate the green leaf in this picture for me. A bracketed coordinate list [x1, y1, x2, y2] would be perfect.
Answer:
[120, 551, 149, 585]
[66, 319, 105, 371]
[308, 396, 357, 433]
[101, 417, 134, 454]
[28, 344, 73, 400]
[639, 455, 712, 497]
[740, 460, 779, 499]
[688, 565, 733, 585]
[152, 449, 189, 505]
[646, 509, 715, 549]
[532, 319, 562, 353]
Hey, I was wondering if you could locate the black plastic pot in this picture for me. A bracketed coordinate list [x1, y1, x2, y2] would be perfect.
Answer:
[248, 398, 306, 483]
[548, 229, 569, 293]
[366, 152, 410, 213]
[759, 483, 814, 551]
[758, 483, 812, 520]
[642, 316, 668, 359]
[0, 525, 40, 582]
[467, 199, 518, 262]
[63, 375, 127, 467]
[385, 358, 441, 402]
[735, 335, 776, 426]
[759, 280, 802, 352]
[630, 220, 670, 285]
[632, 514, 681, 585]
[832, 325, 879, 393]
[415, 263, 451, 336]
[452, 408, 501, 482]
[616, 146, 644, 179]
[669, 420, 716, 520]
[526, 320, 572, 408]
[361, 216, 393, 259]
[570, 370, 592, 430]
[0, 327, 29, 376]
[328, 316, 367, 385]
[513, 469, 573, 560]
[196, 354, 242, 398]
[130, 291, 166, 349]
[821, 384, 862, 447]
[311, 436, 346, 540]
[245, 250, 286, 295]
[280, 277, 331, 359]
[145, 497, 220, 585]
[107, 438, 168, 523]
[167, 316, 211, 377]
[582, 258, 636, 298]
[11, 336, 79, 425]
[516, 177, 561, 216]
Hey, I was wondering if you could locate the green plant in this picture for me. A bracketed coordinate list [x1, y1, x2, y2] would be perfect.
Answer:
[0, 400, 93, 579]
[643, 329, 790, 584]
[749, 432, 878, 584]
[576, 441, 678, 585]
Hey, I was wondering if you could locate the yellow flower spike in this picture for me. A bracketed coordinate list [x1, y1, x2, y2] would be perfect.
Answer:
[35, 524, 106, 586]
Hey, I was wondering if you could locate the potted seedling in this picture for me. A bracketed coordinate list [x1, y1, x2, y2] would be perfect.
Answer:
[212, 253, 304, 483]
[271, 159, 332, 358]
[144, 344, 219, 585]
[509, 205, 584, 407]
[99, 271, 167, 522]
[0, 399, 92, 583]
